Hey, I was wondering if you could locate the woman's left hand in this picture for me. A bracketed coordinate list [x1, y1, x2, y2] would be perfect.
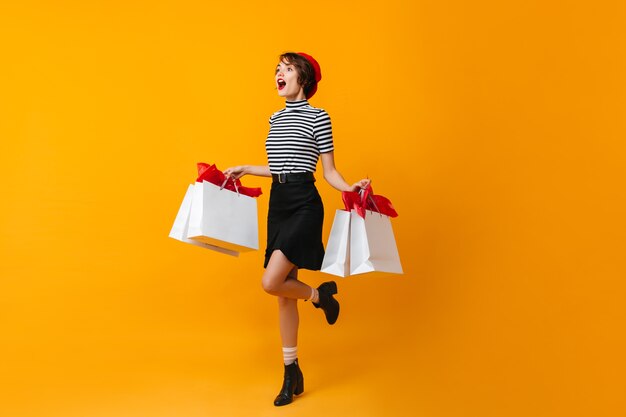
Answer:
[347, 178, 371, 192]
[223, 165, 247, 180]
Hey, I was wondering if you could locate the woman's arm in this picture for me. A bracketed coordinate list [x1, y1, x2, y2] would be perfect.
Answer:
[320, 152, 371, 192]
[223, 165, 271, 179]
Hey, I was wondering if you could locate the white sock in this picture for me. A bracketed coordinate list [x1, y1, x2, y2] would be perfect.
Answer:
[283, 346, 298, 365]
[309, 287, 319, 304]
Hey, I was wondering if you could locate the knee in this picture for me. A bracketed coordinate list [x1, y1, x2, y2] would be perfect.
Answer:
[261, 276, 280, 295]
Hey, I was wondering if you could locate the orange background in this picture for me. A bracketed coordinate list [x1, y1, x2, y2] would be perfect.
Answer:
[1, 1, 625, 416]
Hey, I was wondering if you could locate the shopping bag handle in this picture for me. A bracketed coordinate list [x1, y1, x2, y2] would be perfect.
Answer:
[220, 177, 240, 196]
[358, 187, 382, 217]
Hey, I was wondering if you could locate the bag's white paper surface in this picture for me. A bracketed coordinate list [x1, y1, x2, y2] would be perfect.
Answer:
[321, 209, 351, 277]
[187, 181, 259, 252]
[349, 209, 403, 275]
[169, 184, 239, 256]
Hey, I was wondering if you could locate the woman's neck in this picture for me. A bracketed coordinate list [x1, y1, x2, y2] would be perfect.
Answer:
[284, 91, 307, 102]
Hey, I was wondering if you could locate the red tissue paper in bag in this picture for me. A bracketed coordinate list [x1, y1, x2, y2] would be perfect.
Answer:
[195, 162, 262, 198]
[341, 185, 398, 218]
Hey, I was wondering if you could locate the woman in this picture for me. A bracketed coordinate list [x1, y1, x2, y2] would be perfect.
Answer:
[224, 52, 370, 406]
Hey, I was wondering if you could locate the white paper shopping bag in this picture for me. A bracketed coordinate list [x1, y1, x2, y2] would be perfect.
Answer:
[349, 209, 403, 275]
[168, 184, 239, 257]
[321, 210, 351, 277]
[187, 180, 259, 252]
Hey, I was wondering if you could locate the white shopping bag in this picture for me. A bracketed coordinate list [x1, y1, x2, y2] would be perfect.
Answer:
[187, 180, 259, 252]
[320, 210, 351, 277]
[169, 184, 239, 257]
[349, 209, 403, 275]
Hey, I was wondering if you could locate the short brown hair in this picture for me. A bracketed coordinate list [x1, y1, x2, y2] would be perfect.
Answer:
[277, 52, 317, 98]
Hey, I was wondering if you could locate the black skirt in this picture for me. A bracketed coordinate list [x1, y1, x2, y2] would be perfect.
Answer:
[264, 179, 325, 270]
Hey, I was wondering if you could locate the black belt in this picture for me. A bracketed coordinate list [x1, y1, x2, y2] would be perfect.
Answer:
[272, 172, 315, 183]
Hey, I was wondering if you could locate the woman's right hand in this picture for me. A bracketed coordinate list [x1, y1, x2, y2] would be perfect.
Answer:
[223, 165, 247, 180]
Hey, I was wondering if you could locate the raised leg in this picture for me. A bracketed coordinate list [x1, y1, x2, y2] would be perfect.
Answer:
[262, 250, 312, 299]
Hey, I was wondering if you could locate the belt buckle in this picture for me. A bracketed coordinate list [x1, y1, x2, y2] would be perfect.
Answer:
[278, 173, 287, 183]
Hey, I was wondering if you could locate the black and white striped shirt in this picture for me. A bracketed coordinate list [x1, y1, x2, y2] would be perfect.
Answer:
[266, 99, 334, 174]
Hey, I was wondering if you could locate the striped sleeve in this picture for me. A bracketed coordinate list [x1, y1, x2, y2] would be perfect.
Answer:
[313, 109, 334, 153]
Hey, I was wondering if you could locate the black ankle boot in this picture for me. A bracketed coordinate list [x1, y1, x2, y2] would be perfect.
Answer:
[274, 359, 304, 406]
[313, 281, 340, 325]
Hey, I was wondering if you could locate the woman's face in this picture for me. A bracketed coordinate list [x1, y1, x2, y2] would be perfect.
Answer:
[275, 60, 305, 100]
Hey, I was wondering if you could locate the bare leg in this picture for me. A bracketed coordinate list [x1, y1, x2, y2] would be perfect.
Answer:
[262, 250, 312, 300]
[278, 268, 299, 348]
[267, 251, 336, 406]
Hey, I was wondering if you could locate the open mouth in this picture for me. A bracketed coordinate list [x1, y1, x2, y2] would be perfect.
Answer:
[277, 78, 286, 90]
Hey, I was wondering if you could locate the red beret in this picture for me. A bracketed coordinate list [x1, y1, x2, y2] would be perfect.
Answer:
[297, 52, 322, 99]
